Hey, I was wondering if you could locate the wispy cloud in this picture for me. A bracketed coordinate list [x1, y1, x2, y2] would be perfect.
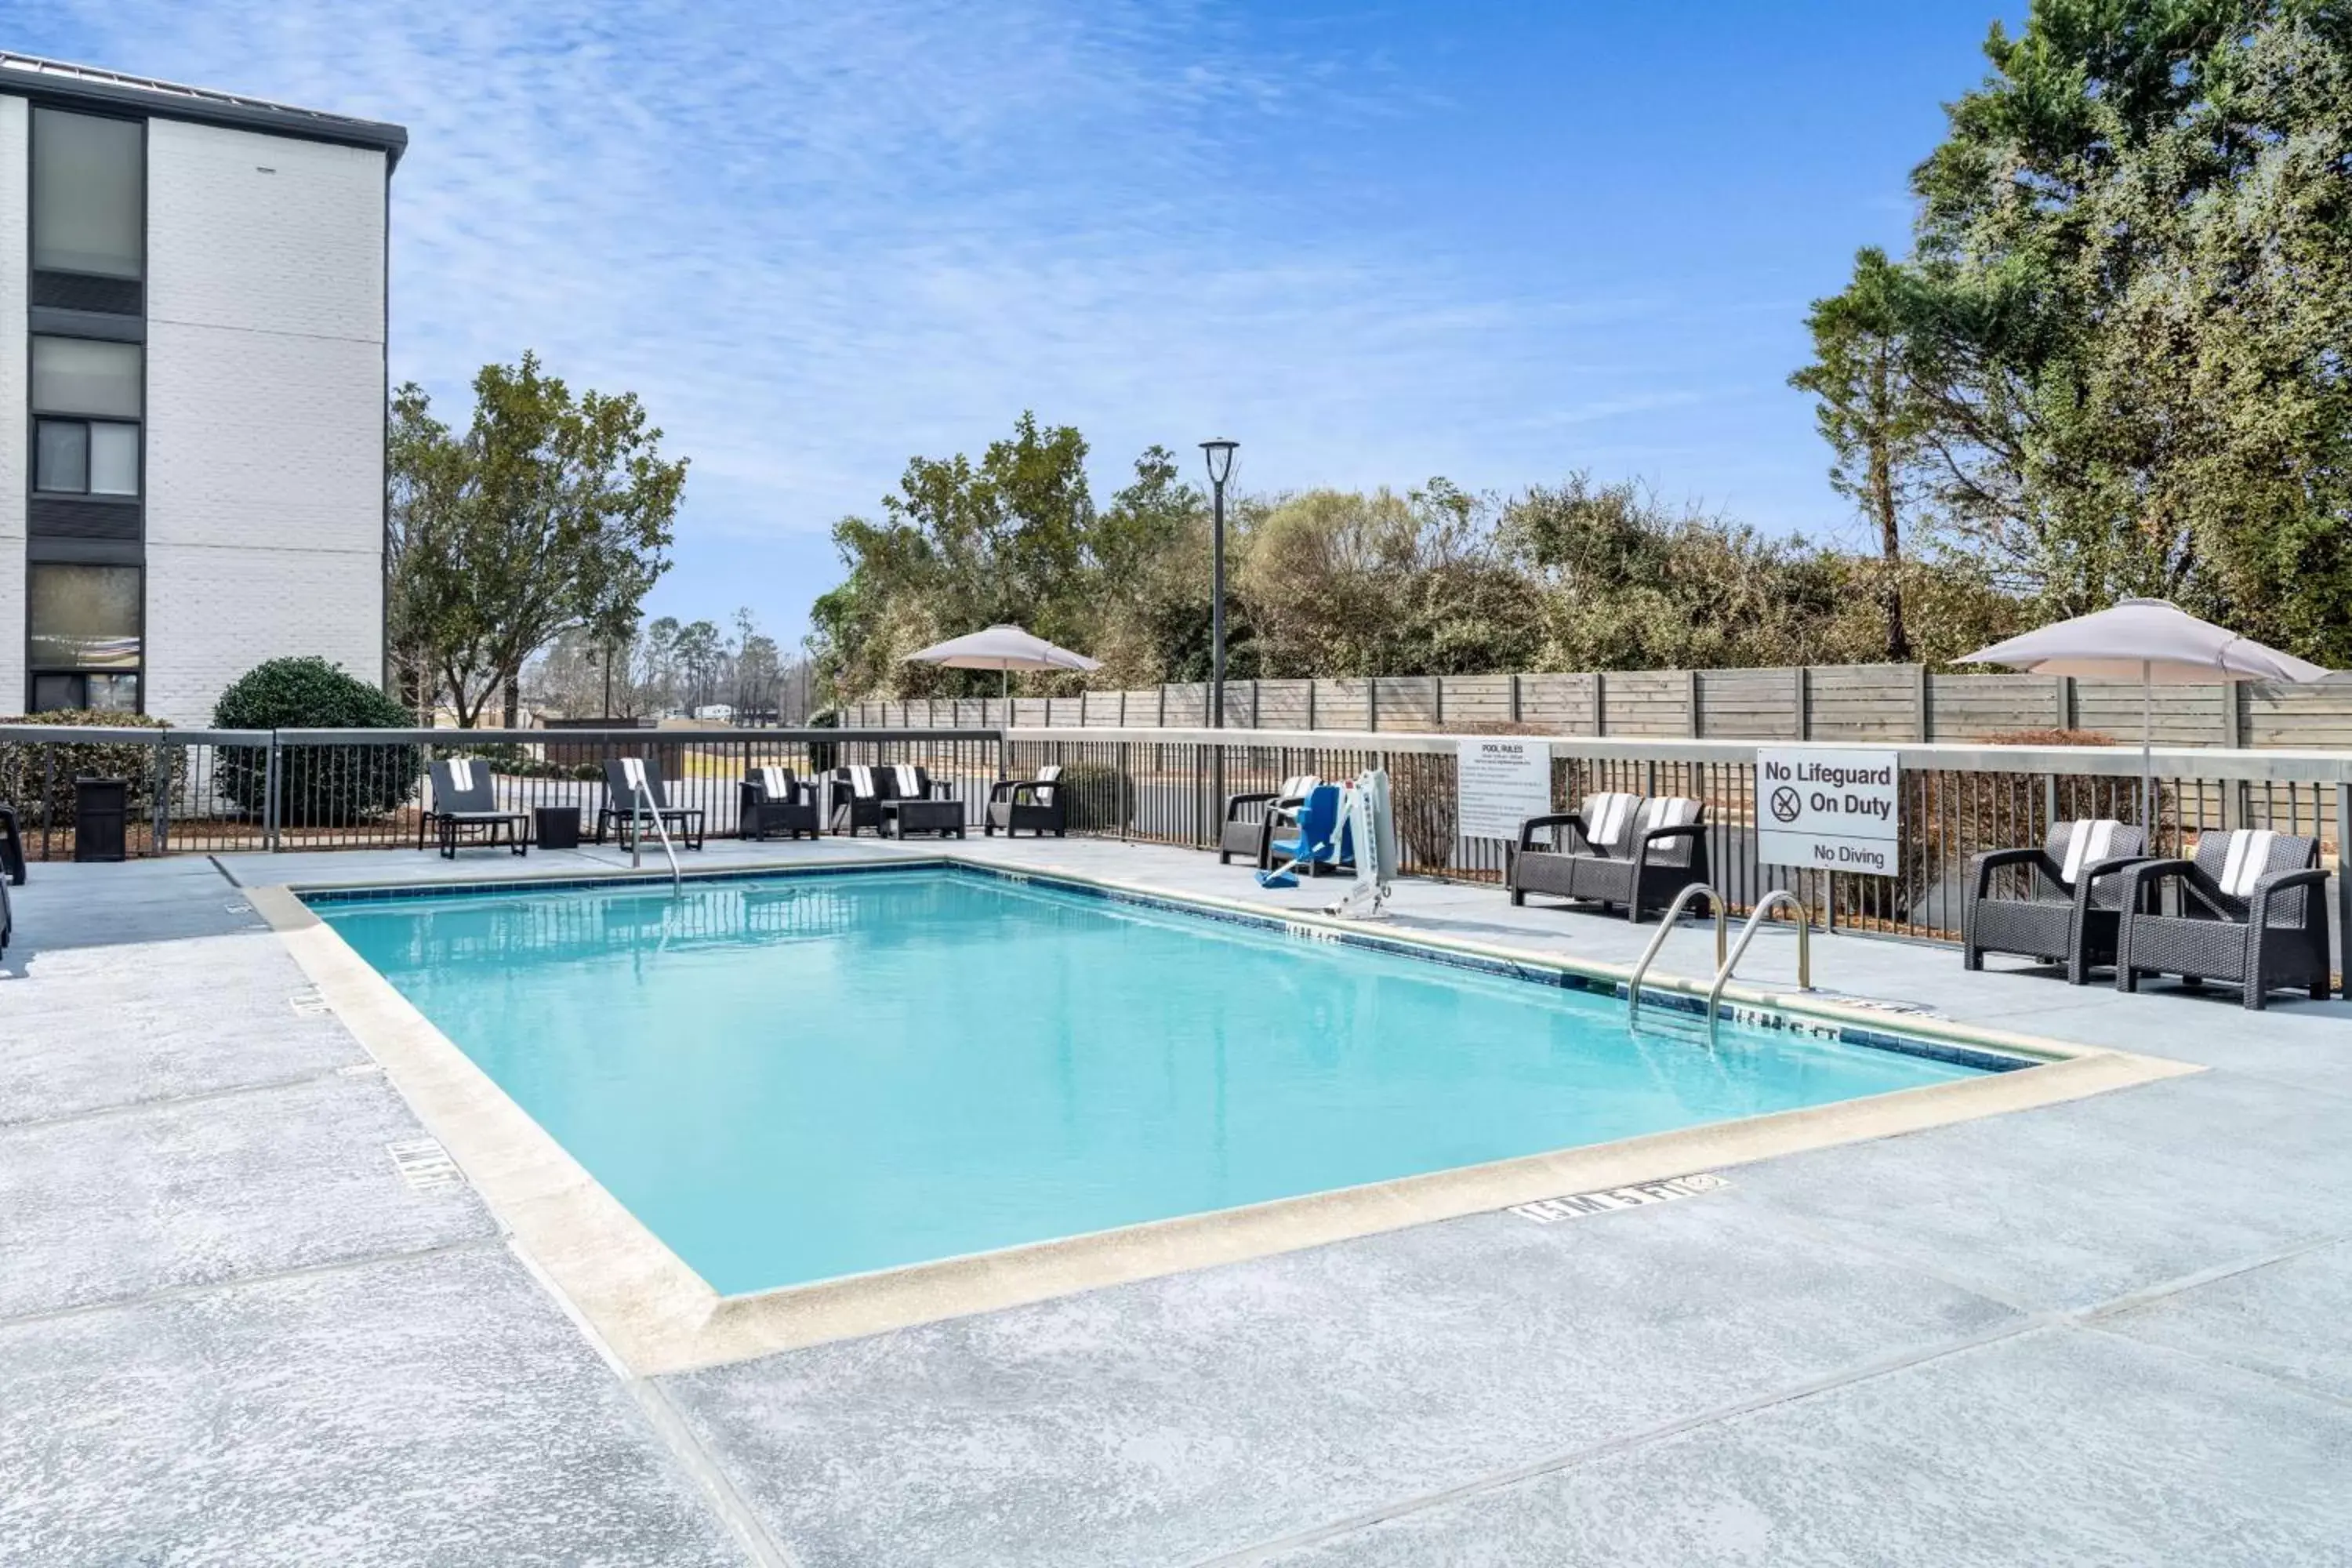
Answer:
[21, 0, 1745, 632]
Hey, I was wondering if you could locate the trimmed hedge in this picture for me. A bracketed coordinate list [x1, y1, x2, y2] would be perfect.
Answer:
[0, 709, 175, 822]
[212, 658, 421, 825]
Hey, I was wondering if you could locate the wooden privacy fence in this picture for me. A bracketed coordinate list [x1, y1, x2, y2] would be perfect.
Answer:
[847, 662, 2352, 749]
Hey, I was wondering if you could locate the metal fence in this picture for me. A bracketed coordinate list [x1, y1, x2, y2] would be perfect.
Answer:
[5, 719, 2348, 965]
[994, 726, 2352, 954]
[0, 725, 1003, 861]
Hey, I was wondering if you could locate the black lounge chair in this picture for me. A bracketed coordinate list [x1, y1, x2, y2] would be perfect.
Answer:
[1509, 793, 1708, 923]
[595, 757, 707, 849]
[739, 765, 820, 840]
[2115, 829, 2332, 1010]
[418, 759, 528, 859]
[0, 803, 16, 956]
[878, 764, 964, 839]
[0, 802, 23, 886]
[985, 764, 1065, 837]
[1220, 774, 1319, 868]
[1964, 818, 2148, 984]
[828, 765, 889, 837]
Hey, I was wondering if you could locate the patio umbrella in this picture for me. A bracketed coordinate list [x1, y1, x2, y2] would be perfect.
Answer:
[905, 624, 1101, 701]
[1959, 597, 2328, 826]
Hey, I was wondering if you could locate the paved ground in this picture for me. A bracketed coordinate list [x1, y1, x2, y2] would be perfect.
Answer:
[5, 835, 2350, 1565]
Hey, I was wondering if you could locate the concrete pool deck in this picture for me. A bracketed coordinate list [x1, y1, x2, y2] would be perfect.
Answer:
[5, 836, 2352, 1563]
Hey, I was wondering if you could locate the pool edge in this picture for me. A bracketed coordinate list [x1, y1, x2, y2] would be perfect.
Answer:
[245, 871, 2201, 1378]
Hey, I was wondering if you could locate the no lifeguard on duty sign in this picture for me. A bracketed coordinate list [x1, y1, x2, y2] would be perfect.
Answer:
[1755, 746, 1901, 877]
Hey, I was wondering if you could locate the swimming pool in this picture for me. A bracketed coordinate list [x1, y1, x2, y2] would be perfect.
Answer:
[315, 866, 2002, 1296]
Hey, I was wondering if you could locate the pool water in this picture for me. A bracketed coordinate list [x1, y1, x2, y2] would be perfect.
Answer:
[318, 868, 1988, 1294]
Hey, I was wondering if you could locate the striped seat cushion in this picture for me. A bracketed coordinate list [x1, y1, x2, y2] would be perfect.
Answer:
[892, 764, 926, 798]
[1577, 792, 1641, 855]
[619, 757, 652, 800]
[753, 765, 792, 800]
[445, 757, 477, 795]
[1635, 797, 1701, 867]
[847, 764, 877, 797]
[2055, 818, 2127, 886]
[1033, 764, 1062, 805]
[1277, 774, 1319, 804]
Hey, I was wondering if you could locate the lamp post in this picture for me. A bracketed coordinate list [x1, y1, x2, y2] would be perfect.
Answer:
[1200, 439, 1238, 728]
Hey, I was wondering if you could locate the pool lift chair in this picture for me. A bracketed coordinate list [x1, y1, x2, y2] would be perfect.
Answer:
[1325, 768, 1399, 920]
[1255, 783, 1345, 890]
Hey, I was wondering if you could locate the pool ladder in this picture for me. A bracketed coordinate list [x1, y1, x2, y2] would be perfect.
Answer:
[627, 781, 683, 896]
[1628, 885, 1813, 1038]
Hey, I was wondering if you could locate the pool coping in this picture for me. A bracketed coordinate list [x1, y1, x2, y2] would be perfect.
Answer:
[248, 852, 2201, 1377]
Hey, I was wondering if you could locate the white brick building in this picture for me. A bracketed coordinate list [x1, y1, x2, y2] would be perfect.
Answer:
[0, 55, 404, 722]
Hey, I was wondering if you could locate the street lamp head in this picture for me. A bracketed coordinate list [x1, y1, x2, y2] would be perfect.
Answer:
[1199, 437, 1238, 487]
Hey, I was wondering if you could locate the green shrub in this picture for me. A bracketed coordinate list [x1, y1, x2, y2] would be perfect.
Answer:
[0, 709, 176, 822]
[212, 658, 421, 825]
[1054, 760, 1133, 832]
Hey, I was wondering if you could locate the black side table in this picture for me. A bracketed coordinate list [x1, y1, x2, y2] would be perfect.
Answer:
[534, 805, 583, 851]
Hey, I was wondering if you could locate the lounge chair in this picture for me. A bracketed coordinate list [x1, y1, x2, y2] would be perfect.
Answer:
[1964, 818, 2149, 984]
[985, 764, 1065, 837]
[0, 804, 15, 956]
[2114, 829, 2332, 1009]
[739, 765, 820, 840]
[878, 764, 964, 839]
[417, 759, 528, 859]
[828, 765, 889, 836]
[1509, 793, 1708, 923]
[1220, 775, 1319, 868]
[595, 757, 707, 849]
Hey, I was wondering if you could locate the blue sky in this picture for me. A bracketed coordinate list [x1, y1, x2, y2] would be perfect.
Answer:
[25, 1, 2023, 647]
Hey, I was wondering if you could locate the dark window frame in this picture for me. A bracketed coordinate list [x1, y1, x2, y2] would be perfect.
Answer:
[25, 107, 149, 714]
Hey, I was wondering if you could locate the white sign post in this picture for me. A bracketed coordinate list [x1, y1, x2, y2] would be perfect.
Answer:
[1755, 747, 1901, 877]
[1457, 739, 1552, 844]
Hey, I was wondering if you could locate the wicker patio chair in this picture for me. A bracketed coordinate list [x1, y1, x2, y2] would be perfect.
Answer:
[417, 758, 528, 859]
[827, 764, 889, 837]
[878, 764, 965, 839]
[984, 764, 1065, 837]
[1510, 793, 1709, 922]
[2114, 829, 2332, 1010]
[739, 765, 821, 840]
[1963, 818, 2148, 984]
[1220, 774, 1319, 867]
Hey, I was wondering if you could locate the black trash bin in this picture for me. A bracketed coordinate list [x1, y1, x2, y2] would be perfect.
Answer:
[74, 777, 130, 863]
[534, 805, 582, 851]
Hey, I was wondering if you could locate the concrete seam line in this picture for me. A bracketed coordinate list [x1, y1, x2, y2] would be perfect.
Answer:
[627, 1377, 805, 1568]
[2074, 1230, 2352, 1323]
[0, 1236, 502, 1333]
[0, 1064, 369, 1136]
[2075, 1320, 2352, 1416]
[500, 1236, 802, 1568]
[1190, 1314, 2060, 1567]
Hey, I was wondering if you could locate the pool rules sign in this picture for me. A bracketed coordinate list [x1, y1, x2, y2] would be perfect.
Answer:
[1755, 747, 1900, 877]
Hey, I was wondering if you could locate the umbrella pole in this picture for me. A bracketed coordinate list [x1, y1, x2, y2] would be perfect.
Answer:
[2141, 659, 2153, 839]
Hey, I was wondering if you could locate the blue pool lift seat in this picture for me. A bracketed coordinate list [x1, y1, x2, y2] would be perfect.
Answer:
[1258, 783, 1346, 888]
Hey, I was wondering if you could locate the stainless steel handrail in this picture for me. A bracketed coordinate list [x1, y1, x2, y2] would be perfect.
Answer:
[1706, 891, 1812, 1038]
[1627, 882, 1727, 1024]
[629, 781, 682, 895]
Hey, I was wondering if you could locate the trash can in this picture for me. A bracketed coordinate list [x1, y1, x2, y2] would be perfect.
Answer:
[74, 777, 130, 863]
[534, 805, 582, 851]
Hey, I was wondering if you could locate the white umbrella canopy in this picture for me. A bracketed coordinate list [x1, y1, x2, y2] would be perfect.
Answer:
[905, 624, 1102, 699]
[1960, 597, 2330, 824]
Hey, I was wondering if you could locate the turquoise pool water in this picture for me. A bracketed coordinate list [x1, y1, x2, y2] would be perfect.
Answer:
[318, 868, 1991, 1294]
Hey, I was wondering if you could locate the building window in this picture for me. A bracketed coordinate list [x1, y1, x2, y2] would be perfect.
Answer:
[31, 336, 142, 418]
[31, 108, 143, 280]
[27, 564, 143, 714]
[34, 419, 140, 496]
